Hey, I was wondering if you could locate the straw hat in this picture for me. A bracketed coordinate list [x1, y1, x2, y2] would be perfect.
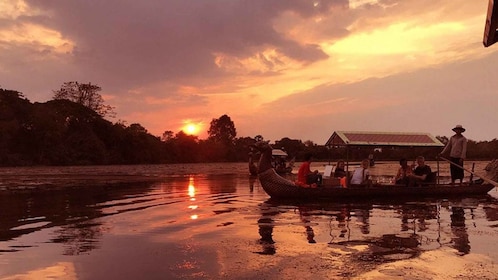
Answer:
[452, 125, 466, 132]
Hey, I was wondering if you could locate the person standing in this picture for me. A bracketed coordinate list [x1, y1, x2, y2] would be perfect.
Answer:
[440, 125, 468, 184]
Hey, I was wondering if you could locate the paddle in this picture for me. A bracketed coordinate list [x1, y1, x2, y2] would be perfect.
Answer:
[439, 156, 498, 187]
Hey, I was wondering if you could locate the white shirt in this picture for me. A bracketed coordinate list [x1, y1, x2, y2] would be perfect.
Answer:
[351, 167, 369, 184]
[441, 134, 467, 159]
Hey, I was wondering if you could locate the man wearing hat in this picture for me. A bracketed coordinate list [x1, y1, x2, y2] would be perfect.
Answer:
[440, 125, 468, 184]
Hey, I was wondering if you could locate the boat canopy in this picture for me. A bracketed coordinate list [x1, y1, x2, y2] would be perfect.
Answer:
[272, 149, 288, 157]
[325, 131, 444, 147]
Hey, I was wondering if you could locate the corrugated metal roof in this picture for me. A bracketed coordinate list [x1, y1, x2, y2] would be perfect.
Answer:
[325, 131, 444, 147]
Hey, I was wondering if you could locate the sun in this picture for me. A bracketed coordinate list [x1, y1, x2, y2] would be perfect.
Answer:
[183, 122, 200, 135]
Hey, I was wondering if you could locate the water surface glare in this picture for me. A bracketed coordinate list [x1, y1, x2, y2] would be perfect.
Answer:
[1, 162, 497, 279]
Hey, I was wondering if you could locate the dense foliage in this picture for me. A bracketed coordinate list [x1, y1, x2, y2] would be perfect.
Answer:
[1, 87, 497, 166]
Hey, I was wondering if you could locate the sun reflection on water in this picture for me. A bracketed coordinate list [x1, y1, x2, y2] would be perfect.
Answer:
[188, 177, 196, 198]
[188, 176, 199, 220]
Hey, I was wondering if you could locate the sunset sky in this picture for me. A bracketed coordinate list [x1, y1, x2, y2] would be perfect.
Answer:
[1, 0, 497, 143]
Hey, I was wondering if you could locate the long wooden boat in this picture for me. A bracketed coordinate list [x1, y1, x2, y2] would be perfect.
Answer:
[249, 148, 293, 176]
[258, 168, 495, 199]
[252, 137, 496, 200]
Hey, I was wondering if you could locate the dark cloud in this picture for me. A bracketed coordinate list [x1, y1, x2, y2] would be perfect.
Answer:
[19, 0, 347, 94]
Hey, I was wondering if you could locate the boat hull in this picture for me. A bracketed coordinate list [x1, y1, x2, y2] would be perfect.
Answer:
[258, 169, 495, 200]
[275, 166, 292, 174]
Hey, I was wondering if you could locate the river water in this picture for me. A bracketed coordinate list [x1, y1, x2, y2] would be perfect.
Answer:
[1, 162, 497, 279]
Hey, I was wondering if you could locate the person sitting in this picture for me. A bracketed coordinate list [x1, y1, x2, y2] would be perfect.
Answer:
[296, 153, 321, 188]
[333, 160, 347, 178]
[394, 158, 413, 185]
[350, 159, 370, 185]
[407, 156, 432, 187]
[274, 157, 287, 173]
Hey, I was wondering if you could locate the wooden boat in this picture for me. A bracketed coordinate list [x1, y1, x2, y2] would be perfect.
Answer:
[259, 169, 494, 200]
[271, 149, 294, 174]
[252, 132, 497, 200]
[249, 148, 293, 176]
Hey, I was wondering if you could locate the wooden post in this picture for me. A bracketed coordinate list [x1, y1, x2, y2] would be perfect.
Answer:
[436, 157, 440, 185]
[484, 0, 498, 47]
[469, 163, 475, 183]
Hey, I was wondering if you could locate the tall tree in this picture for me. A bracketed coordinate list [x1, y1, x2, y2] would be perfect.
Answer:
[275, 137, 303, 159]
[207, 114, 236, 145]
[172, 131, 199, 163]
[0, 88, 32, 165]
[207, 115, 237, 161]
[53, 81, 115, 118]
[161, 130, 174, 142]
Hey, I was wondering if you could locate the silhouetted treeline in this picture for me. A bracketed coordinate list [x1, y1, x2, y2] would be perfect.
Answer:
[1, 88, 497, 166]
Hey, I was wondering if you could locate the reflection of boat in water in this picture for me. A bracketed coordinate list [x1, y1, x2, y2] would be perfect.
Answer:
[256, 201, 279, 255]
[258, 196, 485, 265]
[251, 136, 496, 200]
[258, 199, 423, 263]
[249, 148, 294, 176]
[450, 206, 470, 255]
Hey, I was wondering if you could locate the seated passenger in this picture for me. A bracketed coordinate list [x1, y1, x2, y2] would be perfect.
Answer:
[394, 158, 413, 185]
[333, 160, 347, 188]
[407, 156, 432, 187]
[350, 159, 370, 185]
[296, 153, 321, 188]
[333, 160, 347, 178]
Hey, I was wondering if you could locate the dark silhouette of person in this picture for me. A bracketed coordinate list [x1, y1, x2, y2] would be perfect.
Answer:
[299, 207, 316, 243]
[257, 202, 278, 255]
[450, 207, 470, 255]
